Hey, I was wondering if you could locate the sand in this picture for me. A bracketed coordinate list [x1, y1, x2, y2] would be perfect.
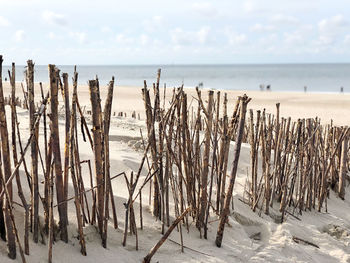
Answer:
[0, 82, 350, 263]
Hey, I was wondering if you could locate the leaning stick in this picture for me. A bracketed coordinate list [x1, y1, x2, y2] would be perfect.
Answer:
[143, 207, 191, 263]
[0, 92, 49, 200]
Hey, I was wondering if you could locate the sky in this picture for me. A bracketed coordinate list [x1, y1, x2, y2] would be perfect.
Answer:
[1, 0, 350, 65]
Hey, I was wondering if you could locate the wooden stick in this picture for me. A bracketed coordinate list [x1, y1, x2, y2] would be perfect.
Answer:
[49, 65, 68, 242]
[0, 55, 16, 259]
[89, 79, 105, 235]
[216, 95, 251, 248]
[8, 62, 30, 255]
[143, 207, 191, 263]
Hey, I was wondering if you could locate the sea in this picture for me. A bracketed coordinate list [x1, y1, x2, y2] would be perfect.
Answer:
[2, 64, 350, 93]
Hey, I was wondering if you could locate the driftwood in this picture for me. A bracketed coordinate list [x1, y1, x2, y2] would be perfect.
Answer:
[292, 236, 319, 248]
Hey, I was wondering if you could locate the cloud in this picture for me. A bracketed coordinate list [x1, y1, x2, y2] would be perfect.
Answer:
[224, 28, 248, 45]
[101, 26, 112, 33]
[197, 26, 211, 44]
[142, 16, 163, 32]
[242, 1, 256, 13]
[318, 15, 348, 34]
[270, 14, 299, 24]
[14, 30, 25, 42]
[140, 34, 149, 45]
[258, 33, 278, 46]
[192, 2, 217, 17]
[284, 31, 304, 45]
[48, 32, 56, 39]
[69, 32, 87, 44]
[170, 26, 212, 46]
[0, 16, 10, 27]
[115, 34, 134, 45]
[48, 32, 64, 40]
[318, 15, 348, 45]
[250, 23, 275, 32]
[42, 10, 67, 26]
[344, 35, 350, 45]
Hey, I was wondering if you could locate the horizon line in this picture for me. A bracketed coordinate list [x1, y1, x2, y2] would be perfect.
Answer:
[2, 62, 350, 67]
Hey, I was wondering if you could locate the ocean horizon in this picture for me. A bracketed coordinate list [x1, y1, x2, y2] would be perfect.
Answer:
[2, 63, 350, 93]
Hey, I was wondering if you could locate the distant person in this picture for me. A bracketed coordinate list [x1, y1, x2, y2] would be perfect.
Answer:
[198, 82, 203, 88]
[341, 86, 344, 93]
[4, 77, 7, 82]
[259, 84, 264, 91]
[304, 86, 307, 93]
[266, 85, 271, 91]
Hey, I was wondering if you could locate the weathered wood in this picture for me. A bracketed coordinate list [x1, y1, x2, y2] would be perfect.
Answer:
[142, 84, 160, 217]
[198, 90, 214, 233]
[338, 133, 348, 199]
[62, 73, 71, 224]
[0, 55, 16, 259]
[69, 77, 87, 255]
[216, 95, 251, 248]
[49, 64, 68, 242]
[9, 62, 30, 255]
[102, 77, 115, 247]
[143, 207, 191, 263]
[89, 79, 105, 235]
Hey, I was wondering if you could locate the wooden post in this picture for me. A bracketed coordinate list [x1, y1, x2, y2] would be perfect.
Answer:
[26, 60, 40, 243]
[89, 79, 105, 235]
[215, 94, 251, 248]
[198, 90, 214, 232]
[102, 77, 115, 247]
[9, 62, 30, 254]
[0, 55, 16, 259]
[142, 83, 160, 217]
[69, 75, 87, 255]
[62, 73, 70, 223]
[49, 65, 68, 242]
[338, 132, 348, 199]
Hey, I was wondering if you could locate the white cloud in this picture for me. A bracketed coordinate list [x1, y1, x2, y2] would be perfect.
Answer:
[192, 2, 217, 17]
[344, 35, 350, 45]
[250, 23, 275, 32]
[284, 31, 304, 45]
[42, 10, 67, 26]
[197, 26, 211, 44]
[318, 15, 348, 45]
[242, 1, 256, 13]
[69, 32, 87, 44]
[0, 16, 10, 27]
[48, 32, 56, 39]
[171, 28, 192, 46]
[318, 15, 348, 34]
[48, 32, 64, 40]
[258, 34, 278, 46]
[224, 28, 248, 45]
[115, 34, 134, 45]
[14, 30, 25, 42]
[140, 34, 149, 45]
[142, 16, 163, 32]
[170, 27, 212, 46]
[101, 26, 112, 33]
[270, 14, 299, 24]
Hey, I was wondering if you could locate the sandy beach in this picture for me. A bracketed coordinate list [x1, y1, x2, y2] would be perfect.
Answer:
[0, 79, 349, 263]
